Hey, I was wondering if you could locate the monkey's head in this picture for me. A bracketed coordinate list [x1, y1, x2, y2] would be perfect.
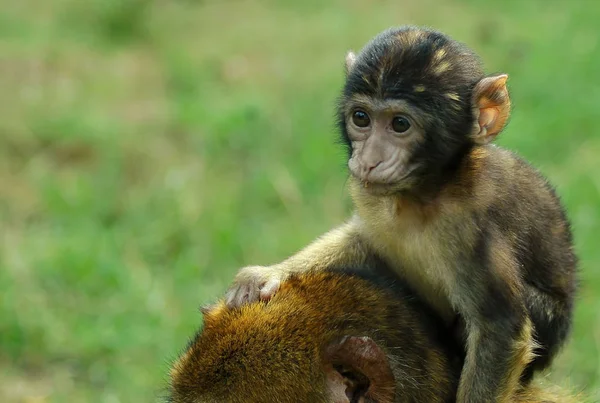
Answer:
[168, 273, 405, 403]
[338, 26, 510, 195]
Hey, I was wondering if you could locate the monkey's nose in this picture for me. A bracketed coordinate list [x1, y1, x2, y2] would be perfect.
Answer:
[362, 161, 382, 179]
[368, 161, 382, 172]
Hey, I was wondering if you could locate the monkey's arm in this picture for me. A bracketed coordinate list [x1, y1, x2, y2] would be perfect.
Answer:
[225, 215, 371, 307]
[277, 215, 369, 271]
[454, 243, 536, 403]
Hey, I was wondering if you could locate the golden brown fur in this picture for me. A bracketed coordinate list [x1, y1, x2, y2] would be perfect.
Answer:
[170, 268, 458, 403]
[171, 269, 579, 402]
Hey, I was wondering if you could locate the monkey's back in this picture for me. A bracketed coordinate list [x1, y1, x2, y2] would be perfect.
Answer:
[467, 145, 577, 373]
[475, 145, 577, 303]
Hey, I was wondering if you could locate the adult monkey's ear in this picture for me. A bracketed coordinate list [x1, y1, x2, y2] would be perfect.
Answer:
[345, 51, 357, 76]
[471, 74, 511, 144]
[323, 336, 395, 403]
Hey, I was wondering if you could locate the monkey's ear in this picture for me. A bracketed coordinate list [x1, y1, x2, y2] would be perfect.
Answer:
[345, 51, 357, 75]
[324, 336, 395, 402]
[471, 74, 511, 144]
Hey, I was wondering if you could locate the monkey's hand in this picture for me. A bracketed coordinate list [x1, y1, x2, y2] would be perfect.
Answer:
[225, 265, 285, 308]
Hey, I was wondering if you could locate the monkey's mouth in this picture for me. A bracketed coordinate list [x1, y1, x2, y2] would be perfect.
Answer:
[352, 165, 419, 194]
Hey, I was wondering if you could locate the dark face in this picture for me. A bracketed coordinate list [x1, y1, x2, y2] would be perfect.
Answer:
[338, 26, 485, 194]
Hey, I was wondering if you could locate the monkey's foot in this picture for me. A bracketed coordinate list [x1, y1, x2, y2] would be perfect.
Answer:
[225, 265, 283, 308]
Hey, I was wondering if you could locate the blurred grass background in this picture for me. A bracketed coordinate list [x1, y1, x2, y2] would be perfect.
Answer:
[1, 0, 599, 401]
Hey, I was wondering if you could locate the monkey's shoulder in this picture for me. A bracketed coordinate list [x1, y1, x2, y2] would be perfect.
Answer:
[468, 145, 554, 188]
[454, 145, 574, 259]
[456, 145, 563, 208]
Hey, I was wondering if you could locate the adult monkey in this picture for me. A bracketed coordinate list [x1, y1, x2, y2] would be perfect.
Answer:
[226, 26, 578, 403]
[169, 265, 578, 403]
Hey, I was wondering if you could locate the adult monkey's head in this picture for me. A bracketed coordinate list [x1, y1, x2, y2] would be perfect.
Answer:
[168, 269, 460, 403]
[338, 26, 510, 195]
[168, 268, 579, 403]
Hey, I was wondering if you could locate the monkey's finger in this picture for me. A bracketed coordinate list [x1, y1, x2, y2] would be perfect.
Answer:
[233, 285, 249, 307]
[235, 283, 259, 307]
[245, 281, 261, 304]
[225, 280, 264, 307]
[226, 285, 247, 308]
[225, 286, 239, 307]
[259, 278, 281, 302]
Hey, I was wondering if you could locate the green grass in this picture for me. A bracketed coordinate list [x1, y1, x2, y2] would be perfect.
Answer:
[1, 0, 599, 401]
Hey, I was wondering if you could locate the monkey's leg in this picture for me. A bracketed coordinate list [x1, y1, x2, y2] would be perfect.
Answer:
[226, 215, 371, 307]
[453, 250, 539, 403]
[458, 314, 537, 403]
[521, 285, 573, 383]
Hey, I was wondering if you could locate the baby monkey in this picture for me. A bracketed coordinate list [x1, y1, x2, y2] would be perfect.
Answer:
[226, 26, 578, 403]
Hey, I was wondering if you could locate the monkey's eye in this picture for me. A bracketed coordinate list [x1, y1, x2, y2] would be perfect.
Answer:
[392, 116, 411, 133]
[352, 110, 371, 128]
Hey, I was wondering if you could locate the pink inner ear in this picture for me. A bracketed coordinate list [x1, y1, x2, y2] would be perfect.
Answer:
[472, 74, 510, 142]
[325, 367, 351, 403]
[325, 336, 395, 402]
[479, 107, 498, 134]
